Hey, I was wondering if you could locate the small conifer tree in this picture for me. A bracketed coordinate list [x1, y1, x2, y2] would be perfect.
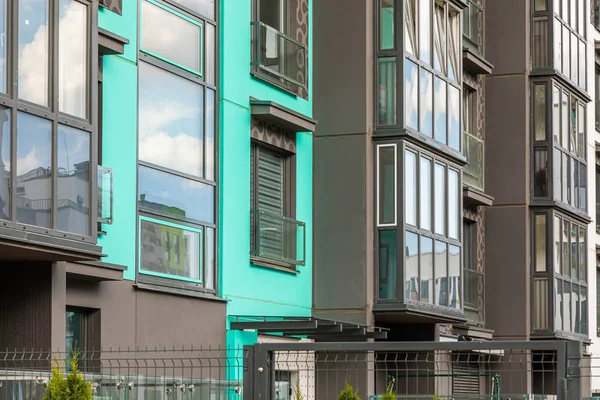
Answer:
[338, 380, 361, 400]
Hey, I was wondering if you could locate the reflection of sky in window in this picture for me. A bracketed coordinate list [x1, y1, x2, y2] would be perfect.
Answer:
[58, 125, 89, 173]
[139, 62, 204, 178]
[405, 59, 418, 131]
[0, 107, 8, 170]
[433, 78, 446, 144]
[142, 1, 201, 73]
[0, 0, 6, 93]
[419, 69, 432, 137]
[17, 112, 52, 175]
[448, 86, 460, 151]
[138, 166, 214, 224]
[18, 0, 49, 106]
[169, 0, 214, 20]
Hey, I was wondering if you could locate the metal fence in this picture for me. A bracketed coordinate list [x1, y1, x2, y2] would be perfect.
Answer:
[0, 347, 246, 400]
[243, 341, 586, 400]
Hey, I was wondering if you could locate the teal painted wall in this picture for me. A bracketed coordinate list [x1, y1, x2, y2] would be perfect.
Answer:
[97, 0, 138, 281]
[220, 0, 314, 320]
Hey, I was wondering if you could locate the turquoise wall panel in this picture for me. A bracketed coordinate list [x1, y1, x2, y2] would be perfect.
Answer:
[98, 0, 138, 63]
[219, 0, 314, 318]
[97, 56, 138, 281]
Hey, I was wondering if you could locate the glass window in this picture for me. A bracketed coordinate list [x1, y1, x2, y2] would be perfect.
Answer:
[577, 103, 585, 157]
[570, 33, 577, 83]
[421, 236, 433, 304]
[570, 223, 578, 279]
[141, 0, 202, 73]
[419, 0, 431, 64]
[0, 0, 6, 94]
[552, 85, 560, 142]
[595, 70, 600, 131]
[448, 245, 460, 310]
[434, 163, 445, 235]
[140, 218, 202, 282]
[205, 227, 215, 289]
[420, 156, 431, 230]
[532, 17, 548, 68]
[0, 106, 10, 220]
[561, 91, 569, 148]
[379, 230, 398, 300]
[562, 25, 570, 78]
[579, 39, 585, 88]
[553, 147, 561, 200]
[563, 219, 570, 278]
[563, 281, 571, 331]
[18, 0, 49, 106]
[405, 150, 417, 226]
[138, 165, 215, 224]
[205, 24, 215, 85]
[448, 169, 459, 240]
[420, 69, 433, 137]
[405, 232, 420, 301]
[597, 168, 600, 232]
[57, 125, 90, 236]
[378, 57, 397, 125]
[433, 78, 447, 144]
[205, 88, 215, 181]
[380, 0, 394, 50]
[554, 278, 563, 330]
[16, 113, 52, 228]
[554, 18, 562, 73]
[433, 3, 446, 73]
[138, 62, 204, 177]
[169, 0, 214, 20]
[405, 59, 419, 131]
[534, 84, 546, 141]
[58, 0, 87, 119]
[579, 226, 585, 280]
[535, 214, 547, 272]
[447, 7, 460, 82]
[435, 240, 447, 306]
[534, 149, 548, 197]
[405, 0, 416, 54]
[554, 215, 561, 274]
[448, 85, 460, 151]
[377, 145, 396, 226]
[535, 0, 546, 11]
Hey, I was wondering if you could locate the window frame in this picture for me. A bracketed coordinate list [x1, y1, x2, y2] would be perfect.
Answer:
[66, 306, 101, 372]
[374, 0, 464, 160]
[374, 138, 463, 318]
[463, 217, 483, 324]
[0, 0, 99, 243]
[136, 0, 218, 294]
[531, 79, 588, 217]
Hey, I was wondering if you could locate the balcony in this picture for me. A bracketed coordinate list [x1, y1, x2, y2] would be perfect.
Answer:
[250, 209, 306, 267]
[250, 21, 307, 95]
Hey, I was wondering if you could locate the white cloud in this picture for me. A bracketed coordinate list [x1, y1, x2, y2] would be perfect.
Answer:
[18, 21, 48, 105]
[139, 131, 202, 177]
[17, 148, 42, 175]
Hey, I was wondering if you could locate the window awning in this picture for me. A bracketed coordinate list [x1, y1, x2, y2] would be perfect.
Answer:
[229, 316, 388, 341]
[250, 100, 317, 133]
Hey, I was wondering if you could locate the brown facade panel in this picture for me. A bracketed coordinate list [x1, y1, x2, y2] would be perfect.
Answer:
[0, 263, 52, 350]
[485, 0, 528, 75]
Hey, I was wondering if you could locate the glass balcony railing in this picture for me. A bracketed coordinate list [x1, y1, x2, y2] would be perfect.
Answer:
[97, 165, 113, 224]
[463, 132, 484, 191]
[462, 0, 484, 55]
[251, 209, 306, 266]
[251, 21, 307, 91]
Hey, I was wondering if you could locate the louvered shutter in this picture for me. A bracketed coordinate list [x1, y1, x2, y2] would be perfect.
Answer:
[452, 362, 480, 395]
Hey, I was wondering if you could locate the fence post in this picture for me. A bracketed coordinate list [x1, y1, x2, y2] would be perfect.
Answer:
[246, 343, 271, 400]
[565, 340, 583, 400]
[244, 345, 254, 399]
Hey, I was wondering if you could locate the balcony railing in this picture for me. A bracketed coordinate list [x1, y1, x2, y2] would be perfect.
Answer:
[462, 0, 484, 55]
[251, 209, 306, 266]
[463, 131, 484, 191]
[97, 165, 113, 224]
[250, 21, 307, 92]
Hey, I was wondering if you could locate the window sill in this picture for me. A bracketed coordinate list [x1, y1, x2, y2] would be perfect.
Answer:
[250, 256, 299, 274]
[135, 280, 227, 302]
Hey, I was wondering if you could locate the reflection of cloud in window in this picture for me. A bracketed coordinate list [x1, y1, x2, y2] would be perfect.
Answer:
[17, 148, 42, 175]
[18, 15, 48, 105]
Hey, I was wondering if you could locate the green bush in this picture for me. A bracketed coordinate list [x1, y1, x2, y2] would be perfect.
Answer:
[338, 380, 360, 400]
[43, 350, 92, 400]
[292, 381, 304, 400]
[381, 379, 396, 400]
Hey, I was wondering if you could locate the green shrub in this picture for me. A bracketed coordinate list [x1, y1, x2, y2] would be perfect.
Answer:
[43, 349, 92, 400]
[292, 381, 304, 400]
[338, 380, 360, 400]
[381, 378, 396, 400]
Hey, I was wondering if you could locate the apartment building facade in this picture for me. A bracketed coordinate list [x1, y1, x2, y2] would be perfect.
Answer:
[0, 0, 227, 352]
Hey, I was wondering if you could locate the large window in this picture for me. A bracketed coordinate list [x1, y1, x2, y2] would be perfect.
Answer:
[377, 0, 461, 154]
[532, 0, 586, 90]
[66, 307, 100, 372]
[463, 219, 483, 323]
[532, 81, 586, 214]
[532, 211, 587, 336]
[0, 0, 95, 240]
[250, 137, 305, 268]
[251, 0, 308, 97]
[137, 0, 216, 290]
[462, 87, 484, 190]
[376, 143, 461, 310]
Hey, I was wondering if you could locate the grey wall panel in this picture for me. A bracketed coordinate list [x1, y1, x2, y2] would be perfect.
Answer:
[485, 206, 529, 338]
[313, 135, 371, 312]
[485, 0, 528, 75]
[485, 75, 529, 206]
[313, 0, 371, 136]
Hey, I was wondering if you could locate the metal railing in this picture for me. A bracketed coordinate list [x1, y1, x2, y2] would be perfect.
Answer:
[463, 0, 484, 55]
[251, 209, 306, 266]
[244, 340, 585, 400]
[250, 21, 307, 91]
[463, 131, 484, 191]
[0, 347, 245, 400]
